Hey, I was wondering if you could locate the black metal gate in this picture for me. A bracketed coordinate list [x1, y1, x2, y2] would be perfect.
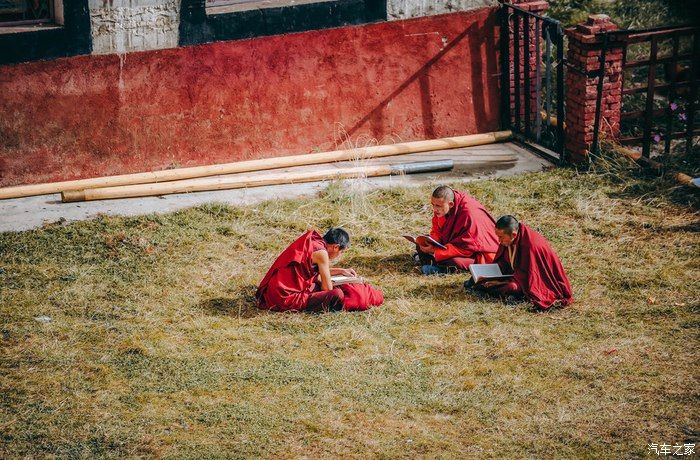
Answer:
[591, 25, 700, 160]
[500, 2, 566, 162]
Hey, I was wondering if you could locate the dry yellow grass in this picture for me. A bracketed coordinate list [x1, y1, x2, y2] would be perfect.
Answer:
[1, 167, 698, 458]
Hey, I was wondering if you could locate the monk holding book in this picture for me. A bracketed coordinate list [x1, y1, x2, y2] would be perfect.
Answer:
[413, 185, 500, 275]
[256, 228, 383, 312]
[467, 215, 573, 309]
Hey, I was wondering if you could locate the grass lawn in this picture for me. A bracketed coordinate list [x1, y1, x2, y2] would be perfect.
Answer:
[1, 166, 698, 458]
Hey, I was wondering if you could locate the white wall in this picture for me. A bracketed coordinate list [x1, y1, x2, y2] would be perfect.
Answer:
[387, 0, 496, 20]
[88, 0, 497, 54]
[89, 0, 180, 54]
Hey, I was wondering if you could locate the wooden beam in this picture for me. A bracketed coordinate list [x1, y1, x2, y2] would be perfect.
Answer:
[612, 145, 698, 188]
[0, 131, 512, 200]
[61, 160, 455, 202]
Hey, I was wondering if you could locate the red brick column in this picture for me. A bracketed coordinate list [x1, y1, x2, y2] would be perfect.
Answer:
[508, 0, 550, 126]
[564, 14, 624, 163]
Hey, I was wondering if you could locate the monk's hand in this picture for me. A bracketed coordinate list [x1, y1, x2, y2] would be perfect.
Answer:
[419, 244, 435, 254]
[483, 280, 507, 289]
[341, 268, 357, 277]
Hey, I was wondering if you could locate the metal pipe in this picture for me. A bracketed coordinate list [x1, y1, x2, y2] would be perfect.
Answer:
[0, 131, 512, 200]
[62, 160, 456, 202]
[591, 32, 609, 159]
[555, 23, 566, 160]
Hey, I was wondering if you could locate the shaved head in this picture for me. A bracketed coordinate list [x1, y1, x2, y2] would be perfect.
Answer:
[323, 227, 349, 261]
[432, 185, 454, 202]
[323, 227, 350, 250]
[495, 215, 519, 246]
[495, 215, 520, 234]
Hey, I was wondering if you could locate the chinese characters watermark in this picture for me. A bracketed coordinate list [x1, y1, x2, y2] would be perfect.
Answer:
[648, 443, 695, 456]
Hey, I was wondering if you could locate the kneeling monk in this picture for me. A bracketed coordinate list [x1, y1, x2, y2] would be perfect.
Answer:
[256, 227, 383, 312]
[477, 215, 573, 309]
[417, 185, 500, 275]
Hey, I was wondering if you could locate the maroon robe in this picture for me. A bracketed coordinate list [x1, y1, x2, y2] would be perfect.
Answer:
[430, 190, 500, 269]
[339, 283, 384, 311]
[256, 230, 384, 312]
[255, 230, 326, 311]
[493, 223, 573, 309]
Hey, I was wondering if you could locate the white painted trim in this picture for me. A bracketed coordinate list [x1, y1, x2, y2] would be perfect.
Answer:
[54, 0, 64, 25]
[206, 0, 333, 15]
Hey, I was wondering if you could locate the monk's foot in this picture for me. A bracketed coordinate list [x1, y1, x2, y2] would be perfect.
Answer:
[464, 279, 487, 298]
[412, 253, 422, 265]
[463, 278, 484, 292]
[504, 295, 525, 306]
[550, 300, 564, 309]
[305, 304, 324, 314]
[421, 264, 447, 276]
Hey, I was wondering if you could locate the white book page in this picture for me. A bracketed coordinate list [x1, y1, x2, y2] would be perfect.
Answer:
[469, 264, 507, 282]
[331, 275, 364, 285]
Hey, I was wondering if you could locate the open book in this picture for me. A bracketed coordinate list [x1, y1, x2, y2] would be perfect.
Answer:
[402, 234, 447, 250]
[468, 264, 513, 284]
[331, 275, 366, 285]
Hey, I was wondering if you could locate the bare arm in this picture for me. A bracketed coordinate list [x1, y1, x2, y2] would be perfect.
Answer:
[418, 243, 435, 254]
[311, 249, 333, 291]
[483, 280, 509, 288]
[330, 267, 357, 277]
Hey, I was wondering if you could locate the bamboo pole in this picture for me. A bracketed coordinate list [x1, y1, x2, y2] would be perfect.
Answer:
[612, 144, 698, 188]
[614, 145, 663, 170]
[540, 111, 565, 129]
[61, 160, 455, 202]
[1, 131, 512, 200]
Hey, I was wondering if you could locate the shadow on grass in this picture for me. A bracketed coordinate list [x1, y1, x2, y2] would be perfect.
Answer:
[199, 297, 262, 318]
[405, 277, 470, 303]
[407, 279, 555, 313]
[659, 221, 700, 233]
[594, 146, 700, 210]
[606, 180, 700, 210]
[198, 285, 262, 318]
[344, 252, 417, 274]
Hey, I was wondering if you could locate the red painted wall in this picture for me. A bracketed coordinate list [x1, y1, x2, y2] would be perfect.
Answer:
[0, 8, 501, 187]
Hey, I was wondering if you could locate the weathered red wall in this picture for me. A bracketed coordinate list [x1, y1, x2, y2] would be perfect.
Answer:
[0, 8, 501, 187]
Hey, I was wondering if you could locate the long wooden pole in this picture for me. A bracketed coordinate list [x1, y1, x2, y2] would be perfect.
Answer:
[613, 145, 697, 188]
[1, 131, 512, 200]
[540, 111, 565, 129]
[61, 160, 455, 202]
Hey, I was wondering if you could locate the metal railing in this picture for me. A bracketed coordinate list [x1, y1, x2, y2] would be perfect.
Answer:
[591, 24, 700, 159]
[500, 2, 566, 161]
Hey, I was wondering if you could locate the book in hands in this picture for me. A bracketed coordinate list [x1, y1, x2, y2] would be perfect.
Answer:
[468, 264, 513, 284]
[331, 275, 366, 285]
[402, 234, 447, 250]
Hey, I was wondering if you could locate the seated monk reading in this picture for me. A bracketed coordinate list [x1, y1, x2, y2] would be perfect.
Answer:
[255, 227, 383, 312]
[468, 215, 573, 309]
[416, 185, 500, 275]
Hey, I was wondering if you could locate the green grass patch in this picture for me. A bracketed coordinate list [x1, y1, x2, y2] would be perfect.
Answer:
[1, 167, 698, 458]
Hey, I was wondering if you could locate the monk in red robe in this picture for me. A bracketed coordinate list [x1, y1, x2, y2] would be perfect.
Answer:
[416, 185, 500, 275]
[470, 215, 573, 309]
[256, 227, 383, 312]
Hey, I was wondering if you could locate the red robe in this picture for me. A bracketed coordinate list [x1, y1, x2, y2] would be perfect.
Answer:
[340, 283, 384, 311]
[430, 190, 500, 269]
[493, 223, 573, 309]
[256, 230, 326, 311]
[256, 230, 384, 312]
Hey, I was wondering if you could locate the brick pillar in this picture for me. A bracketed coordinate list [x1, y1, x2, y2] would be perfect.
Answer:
[564, 14, 624, 163]
[508, 0, 550, 126]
